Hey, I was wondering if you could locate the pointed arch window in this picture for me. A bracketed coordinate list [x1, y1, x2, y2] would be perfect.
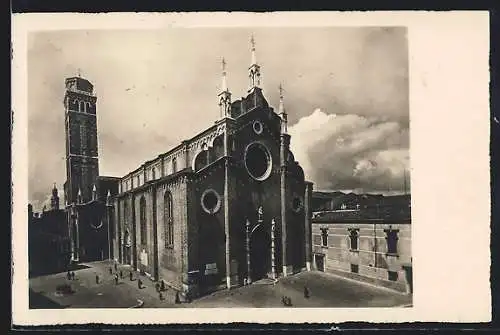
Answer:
[172, 158, 177, 174]
[139, 196, 147, 245]
[152, 167, 156, 180]
[164, 192, 174, 248]
[80, 123, 87, 154]
[123, 200, 129, 227]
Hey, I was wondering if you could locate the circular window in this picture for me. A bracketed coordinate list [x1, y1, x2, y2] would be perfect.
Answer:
[244, 142, 272, 181]
[201, 189, 221, 214]
[253, 120, 263, 135]
[292, 196, 303, 213]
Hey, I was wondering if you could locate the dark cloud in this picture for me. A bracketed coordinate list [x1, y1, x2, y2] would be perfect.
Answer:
[289, 109, 410, 194]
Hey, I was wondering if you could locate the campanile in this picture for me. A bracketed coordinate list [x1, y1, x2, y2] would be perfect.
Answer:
[64, 75, 99, 205]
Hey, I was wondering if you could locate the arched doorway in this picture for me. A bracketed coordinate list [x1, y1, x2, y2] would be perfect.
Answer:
[250, 225, 271, 281]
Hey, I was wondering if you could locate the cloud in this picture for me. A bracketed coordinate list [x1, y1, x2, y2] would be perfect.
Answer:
[289, 109, 410, 194]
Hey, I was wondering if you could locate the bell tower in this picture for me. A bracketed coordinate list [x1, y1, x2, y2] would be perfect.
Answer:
[64, 74, 99, 205]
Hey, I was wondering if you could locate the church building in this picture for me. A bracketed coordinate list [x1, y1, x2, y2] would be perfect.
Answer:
[61, 37, 314, 298]
[110, 38, 314, 297]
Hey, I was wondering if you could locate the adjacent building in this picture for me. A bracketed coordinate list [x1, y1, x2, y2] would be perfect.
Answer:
[28, 185, 71, 277]
[311, 192, 412, 294]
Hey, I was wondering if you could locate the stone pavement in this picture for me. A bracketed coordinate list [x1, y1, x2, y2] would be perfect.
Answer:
[188, 271, 412, 308]
[29, 260, 180, 308]
[29, 260, 412, 309]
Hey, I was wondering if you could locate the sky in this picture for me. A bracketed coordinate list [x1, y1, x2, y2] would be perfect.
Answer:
[28, 27, 409, 211]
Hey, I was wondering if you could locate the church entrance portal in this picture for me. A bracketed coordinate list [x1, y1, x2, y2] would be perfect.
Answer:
[250, 226, 271, 281]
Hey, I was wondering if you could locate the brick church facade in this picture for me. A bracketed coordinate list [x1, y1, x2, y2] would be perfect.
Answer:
[62, 38, 314, 298]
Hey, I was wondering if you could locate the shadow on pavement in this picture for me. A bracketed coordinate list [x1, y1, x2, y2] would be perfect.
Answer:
[29, 289, 68, 309]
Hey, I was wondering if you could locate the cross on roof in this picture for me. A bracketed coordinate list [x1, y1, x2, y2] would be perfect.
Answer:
[221, 57, 226, 72]
[250, 34, 255, 50]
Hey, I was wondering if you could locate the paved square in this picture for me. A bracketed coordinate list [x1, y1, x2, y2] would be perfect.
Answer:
[29, 261, 412, 309]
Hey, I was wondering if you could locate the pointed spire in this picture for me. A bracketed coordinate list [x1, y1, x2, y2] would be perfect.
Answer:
[218, 57, 232, 119]
[248, 35, 261, 91]
[92, 184, 97, 201]
[278, 83, 288, 134]
[221, 57, 228, 92]
[278, 83, 285, 114]
[250, 34, 257, 66]
[106, 189, 111, 206]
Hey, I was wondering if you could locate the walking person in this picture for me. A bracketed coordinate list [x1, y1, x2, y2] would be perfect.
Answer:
[71, 271, 75, 281]
[109, 267, 113, 275]
[95, 274, 100, 284]
[303, 285, 310, 299]
[67, 270, 71, 280]
[114, 261, 118, 272]
[119, 270, 123, 279]
[175, 291, 181, 304]
[138, 278, 143, 289]
[114, 273, 119, 285]
[129, 271, 133, 281]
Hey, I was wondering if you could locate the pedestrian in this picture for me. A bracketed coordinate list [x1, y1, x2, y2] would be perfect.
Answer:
[95, 274, 100, 284]
[155, 282, 160, 292]
[109, 267, 113, 275]
[129, 271, 133, 281]
[281, 296, 286, 306]
[175, 291, 181, 304]
[303, 285, 310, 299]
[120, 270, 123, 279]
[160, 280, 165, 291]
[114, 261, 118, 272]
[115, 274, 119, 285]
[287, 297, 293, 306]
[71, 271, 75, 280]
[67, 270, 71, 280]
[138, 278, 143, 289]
[159, 291, 164, 301]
